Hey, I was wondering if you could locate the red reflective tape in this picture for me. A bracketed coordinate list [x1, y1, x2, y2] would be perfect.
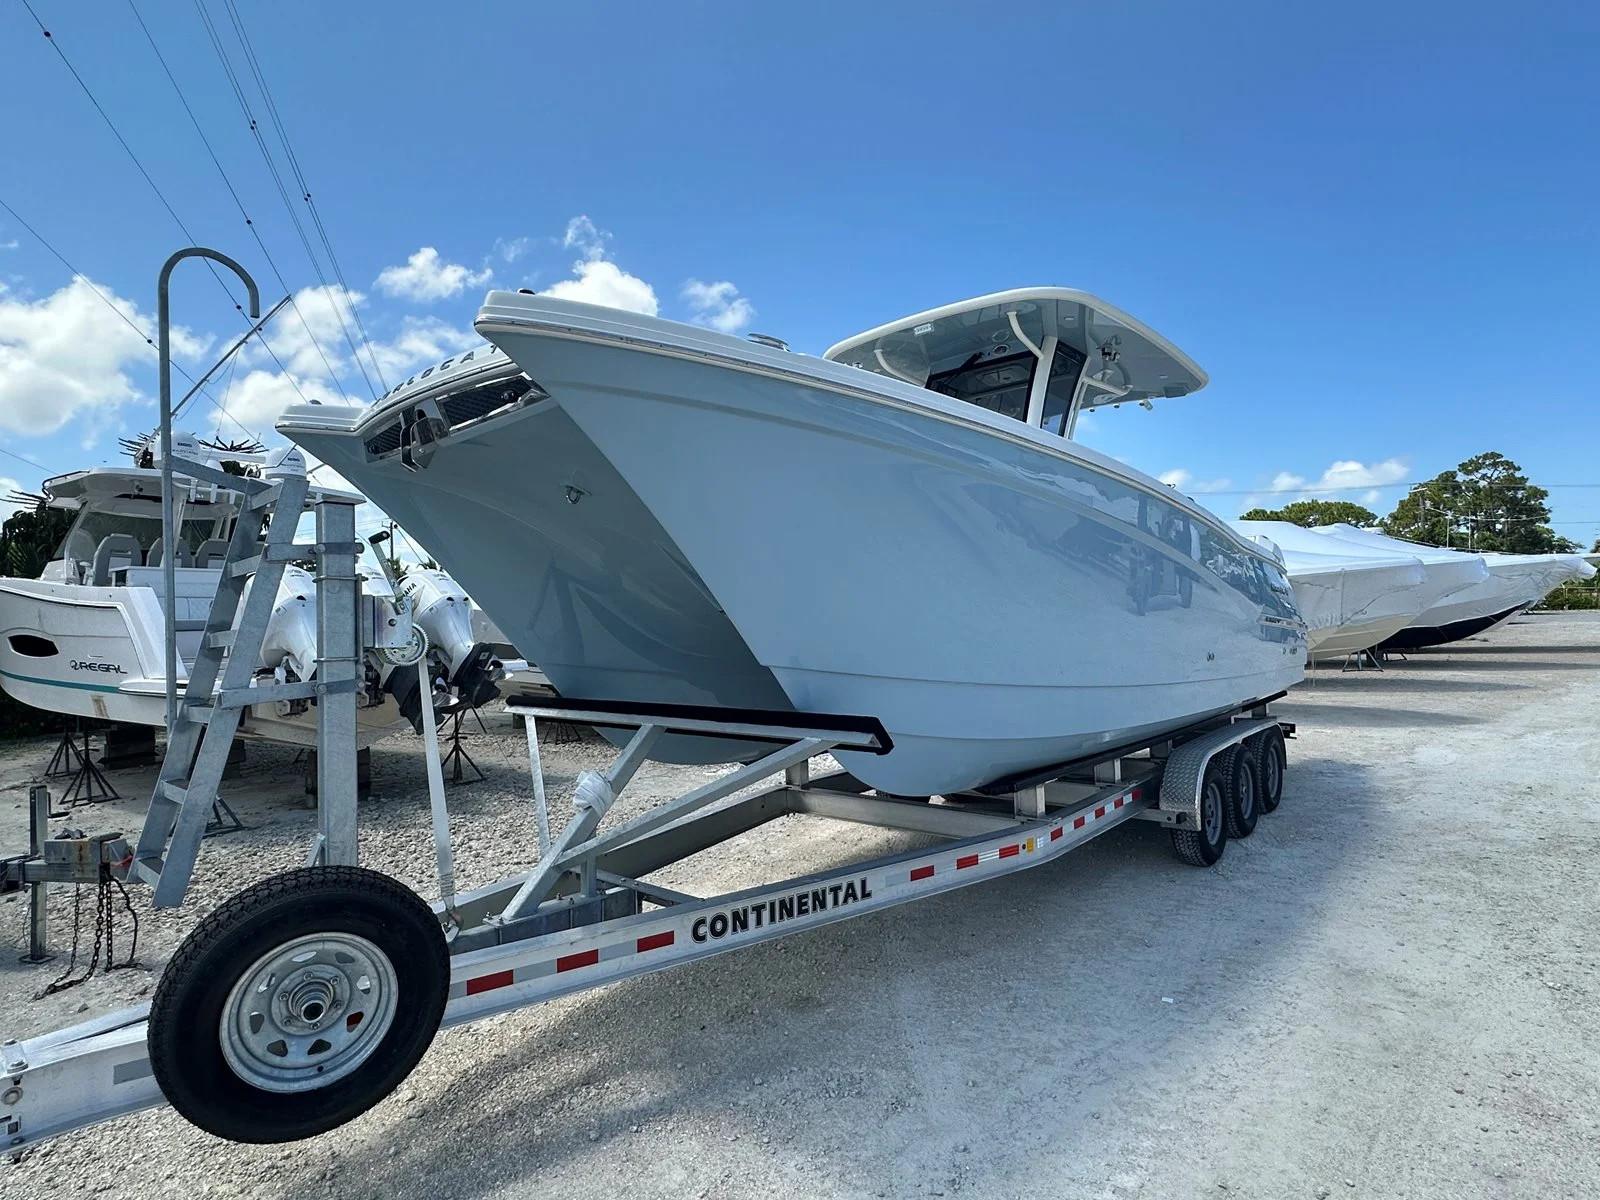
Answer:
[636, 931, 675, 953]
[556, 949, 600, 973]
[1050, 826, 1063, 841]
[956, 853, 980, 870]
[998, 844, 1020, 859]
[1095, 806, 1106, 818]
[1131, 787, 1143, 802]
[465, 969, 514, 996]
[910, 865, 935, 881]
[1073, 815, 1086, 829]
[1114, 797, 1124, 809]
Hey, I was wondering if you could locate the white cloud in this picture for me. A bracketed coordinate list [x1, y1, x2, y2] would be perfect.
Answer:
[1268, 458, 1409, 498]
[543, 261, 659, 315]
[365, 316, 478, 381]
[1, 240, 18, 251]
[374, 247, 493, 302]
[0, 275, 209, 437]
[1157, 468, 1233, 494]
[492, 235, 534, 264]
[250, 283, 366, 382]
[0, 476, 22, 520]
[540, 217, 658, 316]
[213, 369, 345, 435]
[681, 279, 755, 334]
[562, 215, 609, 261]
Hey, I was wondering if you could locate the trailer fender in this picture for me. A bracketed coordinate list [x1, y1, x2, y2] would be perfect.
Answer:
[1157, 718, 1283, 830]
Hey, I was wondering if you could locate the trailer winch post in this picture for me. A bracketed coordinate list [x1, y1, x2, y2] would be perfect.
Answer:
[313, 493, 361, 866]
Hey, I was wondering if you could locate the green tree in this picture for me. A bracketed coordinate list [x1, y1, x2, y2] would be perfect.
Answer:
[1591, 537, 1600, 553]
[1381, 451, 1569, 553]
[0, 499, 77, 738]
[0, 501, 73, 578]
[1238, 499, 1378, 527]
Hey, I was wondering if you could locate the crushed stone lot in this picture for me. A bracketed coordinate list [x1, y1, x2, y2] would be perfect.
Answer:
[2, 610, 1597, 1198]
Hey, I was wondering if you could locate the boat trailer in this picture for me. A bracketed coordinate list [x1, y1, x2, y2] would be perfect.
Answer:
[3, 688, 1291, 1149]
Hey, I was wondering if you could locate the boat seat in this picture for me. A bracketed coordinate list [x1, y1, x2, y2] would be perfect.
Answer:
[194, 538, 231, 568]
[147, 537, 195, 569]
[90, 534, 144, 586]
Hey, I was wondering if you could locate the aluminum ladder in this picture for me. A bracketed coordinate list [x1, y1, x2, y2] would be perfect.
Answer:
[128, 456, 363, 908]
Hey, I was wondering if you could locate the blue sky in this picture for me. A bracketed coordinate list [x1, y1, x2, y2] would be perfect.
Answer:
[3, 1, 1597, 545]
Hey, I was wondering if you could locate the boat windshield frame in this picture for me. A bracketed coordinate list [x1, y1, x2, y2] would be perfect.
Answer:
[823, 288, 1207, 442]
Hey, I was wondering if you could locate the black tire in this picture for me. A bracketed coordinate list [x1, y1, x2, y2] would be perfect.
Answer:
[148, 866, 449, 1143]
[1223, 746, 1259, 839]
[1170, 760, 1229, 867]
[1253, 725, 1287, 814]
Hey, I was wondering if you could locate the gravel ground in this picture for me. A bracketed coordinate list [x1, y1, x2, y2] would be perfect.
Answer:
[2, 610, 1598, 1198]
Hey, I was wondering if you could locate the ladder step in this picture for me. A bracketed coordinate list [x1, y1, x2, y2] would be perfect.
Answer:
[129, 856, 164, 887]
[217, 679, 332, 708]
[159, 781, 189, 804]
[247, 484, 283, 511]
[229, 555, 263, 578]
[206, 630, 236, 649]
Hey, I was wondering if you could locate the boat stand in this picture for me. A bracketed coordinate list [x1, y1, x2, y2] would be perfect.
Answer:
[439, 708, 485, 786]
[44, 721, 119, 807]
[1340, 648, 1384, 672]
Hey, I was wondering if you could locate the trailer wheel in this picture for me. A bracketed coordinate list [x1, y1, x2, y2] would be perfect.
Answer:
[1223, 746, 1260, 839]
[148, 866, 449, 1143]
[1170, 761, 1229, 867]
[1253, 726, 1287, 814]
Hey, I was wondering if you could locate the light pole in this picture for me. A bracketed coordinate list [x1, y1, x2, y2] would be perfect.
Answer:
[159, 248, 260, 735]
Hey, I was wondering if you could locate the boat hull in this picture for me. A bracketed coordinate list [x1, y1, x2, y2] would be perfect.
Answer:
[285, 305, 1305, 795]
[0, 578, 406, 748]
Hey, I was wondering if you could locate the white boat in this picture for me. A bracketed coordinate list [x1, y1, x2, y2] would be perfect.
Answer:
[0, 436, 489, 746]
[1309, 524, 1594, 648]
[279, 288, 1307, 796]
[1233, 520, 1430, 658]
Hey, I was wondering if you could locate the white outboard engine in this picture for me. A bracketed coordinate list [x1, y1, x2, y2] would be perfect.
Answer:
[402, 568, 505, 709]
[257, 565, 319, 682]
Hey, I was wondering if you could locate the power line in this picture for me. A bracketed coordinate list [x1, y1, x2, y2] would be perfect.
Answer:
[0, 444, 53, 473]
[222, 0, 389, 394]
[192, 0, 379, 401]
[190, 0, 356, 403]
[19, 0, 246, 316]
[16, 0, 315, 431]
[122, 0, 316, 411]
[0, 192, 259, 442]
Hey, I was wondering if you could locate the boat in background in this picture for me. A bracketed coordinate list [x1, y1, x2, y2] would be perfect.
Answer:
[281, 288, 1306, 795]
[0, 435, 420, 746]
[1234, 520, 1430, 659]
[1309, 524, 1595, 648]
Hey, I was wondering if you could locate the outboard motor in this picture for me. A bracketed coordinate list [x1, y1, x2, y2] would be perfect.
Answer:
[257, 565, 319, 683]
[402, 568, 505, 709]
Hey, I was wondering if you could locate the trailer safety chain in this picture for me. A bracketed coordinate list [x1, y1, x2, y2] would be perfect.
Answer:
[40, 875, 140, 996]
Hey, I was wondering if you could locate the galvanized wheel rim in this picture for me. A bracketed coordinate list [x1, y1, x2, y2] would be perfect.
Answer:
[1238, 763, 1256, 821]
[1266, 748, 1282, 798]
[220, 932, 399, 1093]
[1203, 778, 1224, 842]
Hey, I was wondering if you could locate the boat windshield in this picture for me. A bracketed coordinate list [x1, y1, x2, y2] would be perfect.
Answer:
[825, 289, 1207, 438]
